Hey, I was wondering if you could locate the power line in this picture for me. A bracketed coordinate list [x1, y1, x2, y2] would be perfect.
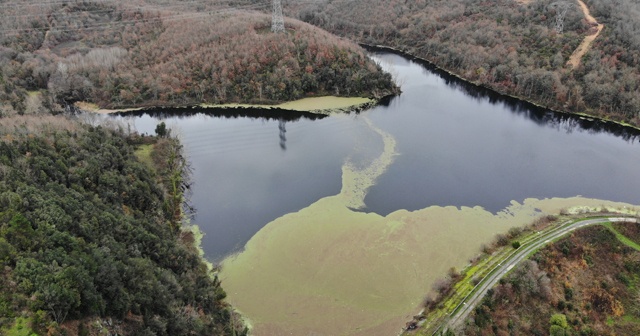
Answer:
[0, 0, 230, 10]
[0, 0, 326, 36]
[0, 3, 270, 35]
[0, 0, 259, 19]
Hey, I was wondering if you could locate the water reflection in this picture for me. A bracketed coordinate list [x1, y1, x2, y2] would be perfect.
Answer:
[364, 52, 640, 215]
[368, 47, 640, 143]
[105, 51, 640, 260]
[113, 106, 328, 122]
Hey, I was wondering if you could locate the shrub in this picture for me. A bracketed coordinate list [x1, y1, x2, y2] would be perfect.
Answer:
[496, 234, 510, 247]
[508, 227, 523, 238]
[550, 313, 568, 328]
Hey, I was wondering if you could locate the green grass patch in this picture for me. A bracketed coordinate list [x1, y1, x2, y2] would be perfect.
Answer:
[5, 317, 36, 336]
[134, 144, 155, 171]
[603, 222, 640, 252]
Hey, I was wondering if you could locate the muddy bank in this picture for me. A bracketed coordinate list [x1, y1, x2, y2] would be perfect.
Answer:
[75, 96, 379, 116]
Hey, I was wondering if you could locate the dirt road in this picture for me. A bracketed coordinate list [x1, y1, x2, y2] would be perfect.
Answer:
[567, 0, 604, 68]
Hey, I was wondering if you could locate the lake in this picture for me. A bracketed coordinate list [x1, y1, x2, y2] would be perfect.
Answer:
[108, 52, 640, 335]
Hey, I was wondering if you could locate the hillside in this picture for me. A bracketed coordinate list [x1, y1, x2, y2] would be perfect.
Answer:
[461, 223, 640, 335]
[0, 115, 246, 335]
[0, 1, 398, 112]
[271, 0, 640, 126]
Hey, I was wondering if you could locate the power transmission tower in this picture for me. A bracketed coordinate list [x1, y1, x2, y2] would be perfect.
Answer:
[272, 0, 285, 33]
[550, 1, 573, 34]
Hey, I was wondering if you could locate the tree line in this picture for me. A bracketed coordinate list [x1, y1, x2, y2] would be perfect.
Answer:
[0, 116, 247, 335]
[263, 0, 640, 126]
[0, 0, 397, 114]
[463, 224, 640, 335]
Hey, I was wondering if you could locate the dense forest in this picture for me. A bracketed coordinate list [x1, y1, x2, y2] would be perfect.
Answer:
[244, 0, 640, 126]
[0, 112, 247, 335]
[462, 223, 640, 335]
[0, 1, 402, 334]
[0, 0, 397, 112]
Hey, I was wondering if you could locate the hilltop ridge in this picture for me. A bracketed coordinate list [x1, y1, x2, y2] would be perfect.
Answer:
[0, 1, 398, 114]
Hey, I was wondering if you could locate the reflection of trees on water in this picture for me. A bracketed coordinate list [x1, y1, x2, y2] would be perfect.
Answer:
[73, 105, 325, 150]
[110, 106, 328, 122]
[368, 47, 640, 143]
[77, 48, 640, 144]
[113, 107, 319, 150]
[415, 58, 640, 144]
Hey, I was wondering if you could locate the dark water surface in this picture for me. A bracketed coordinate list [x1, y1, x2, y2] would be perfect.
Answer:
[110, 52, 640, 261]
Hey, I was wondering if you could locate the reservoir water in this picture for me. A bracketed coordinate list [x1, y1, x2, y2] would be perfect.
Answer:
[108, 51, 640, 335]
[111, 52, 640, 262]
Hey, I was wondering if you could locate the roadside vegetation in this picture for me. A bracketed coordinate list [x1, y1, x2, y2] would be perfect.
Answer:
[0, 1, 398, 113]
[406, 211, 640, 335]
[406, 214, 560, 334]
[461, 222, 640, 335]
[0, 112, 246, 335]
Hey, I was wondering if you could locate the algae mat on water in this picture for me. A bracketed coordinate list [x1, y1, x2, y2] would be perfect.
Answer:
[220, 117, 638, 336]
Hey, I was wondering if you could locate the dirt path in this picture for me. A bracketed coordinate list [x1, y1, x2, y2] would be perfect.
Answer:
[567, 0, 604, 68]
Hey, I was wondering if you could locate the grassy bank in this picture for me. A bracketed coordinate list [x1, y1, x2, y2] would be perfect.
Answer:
[77, 96, 378, 115]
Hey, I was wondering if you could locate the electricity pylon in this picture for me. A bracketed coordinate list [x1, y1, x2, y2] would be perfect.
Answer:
[550, 1, 573, 34]
[272, 0, 285, 33]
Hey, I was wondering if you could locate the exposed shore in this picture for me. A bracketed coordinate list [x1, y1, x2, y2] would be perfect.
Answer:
[75, 96, 378, 116]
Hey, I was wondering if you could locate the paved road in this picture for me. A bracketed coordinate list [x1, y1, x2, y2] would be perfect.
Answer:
[443, 216, 638, 333]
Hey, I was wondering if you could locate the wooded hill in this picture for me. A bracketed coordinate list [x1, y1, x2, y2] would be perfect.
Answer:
[0, 115, 247, 335]
[461, 223, 640, 335]
[267, 0, 640, 126]
[0, 0, 397, 112]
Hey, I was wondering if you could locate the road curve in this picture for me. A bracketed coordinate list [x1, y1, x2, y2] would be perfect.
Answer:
[444, 216, 638, 333]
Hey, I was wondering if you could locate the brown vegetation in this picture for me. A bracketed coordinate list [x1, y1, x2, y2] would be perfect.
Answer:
[0, 1, 397, 113]
[269, 0, 640, 126]
[613, 221, 640, 244]
[463, 225, 640, 335]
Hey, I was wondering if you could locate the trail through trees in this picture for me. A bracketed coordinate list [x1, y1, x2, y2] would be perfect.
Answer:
[567, 0, 603, 68]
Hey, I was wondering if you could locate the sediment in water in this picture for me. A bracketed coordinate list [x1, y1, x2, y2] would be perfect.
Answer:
[219, 115, 639, 335]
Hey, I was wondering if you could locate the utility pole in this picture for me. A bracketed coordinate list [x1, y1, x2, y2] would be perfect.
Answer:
[272, 0, 285, 33]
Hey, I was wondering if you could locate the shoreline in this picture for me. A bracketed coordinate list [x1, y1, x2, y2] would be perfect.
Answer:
[74, 96, 387, 116]
[361, 44, 640, 133]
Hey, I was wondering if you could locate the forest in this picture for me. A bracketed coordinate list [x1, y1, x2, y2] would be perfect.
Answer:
[0, 0, 397, 112]
[250, 0, 640, 126]
[461, 223, 640, 335]
[0, 112, 247, 335]
[0, 1, 402, 334]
